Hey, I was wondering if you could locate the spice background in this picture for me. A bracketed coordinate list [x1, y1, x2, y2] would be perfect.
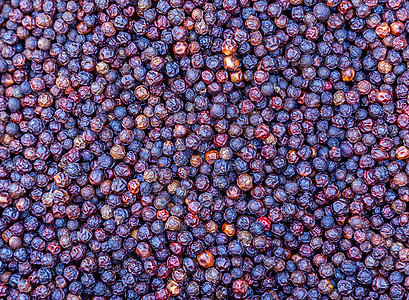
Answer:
[0, 0, 409, 298]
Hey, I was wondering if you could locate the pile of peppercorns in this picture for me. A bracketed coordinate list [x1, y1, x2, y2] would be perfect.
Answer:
[1, 0, 409, 298]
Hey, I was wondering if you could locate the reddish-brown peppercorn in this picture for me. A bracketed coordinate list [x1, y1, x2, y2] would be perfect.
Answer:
[197, 250, 215, 268]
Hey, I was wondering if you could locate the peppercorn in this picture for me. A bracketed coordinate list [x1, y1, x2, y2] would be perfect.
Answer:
[197, 250, 215, 268]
